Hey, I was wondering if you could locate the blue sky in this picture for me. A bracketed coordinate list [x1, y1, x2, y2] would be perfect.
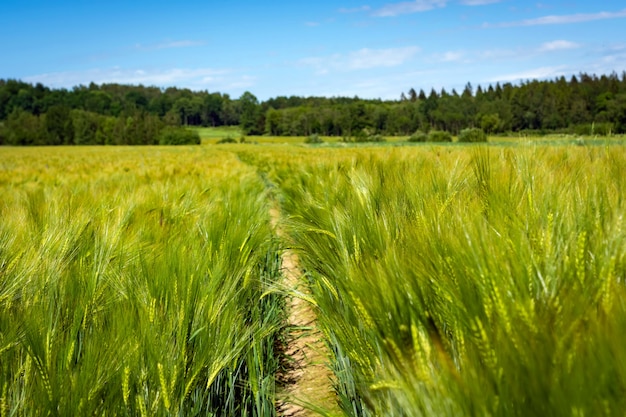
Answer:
[2, 1, 626, 100]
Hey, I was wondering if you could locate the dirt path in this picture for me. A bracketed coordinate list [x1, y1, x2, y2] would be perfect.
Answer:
[270, 207, 338, 416]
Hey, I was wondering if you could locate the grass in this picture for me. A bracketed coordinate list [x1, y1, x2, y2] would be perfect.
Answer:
[191, 127, 626, 147]
[191, 126, 243, 144]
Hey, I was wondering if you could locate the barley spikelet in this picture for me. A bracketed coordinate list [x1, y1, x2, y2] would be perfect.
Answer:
[148, 298, 156, 324]
[491, 283, 511, 336]
[575, 231, 587, 284]
[470, 317, 497, 373]
[454, 325, 465, 364]
[122, 366, 131, 408]
[544, 212, 554, 258]
[32, 354, 53, 404]
[1, 382, 7, 417]
[353, 234, 360, 264]
[66, 340, 75, 369]
[384, 338, 404, 367]
[136, 394, 147, 417]
[516, 299, 538, 335]
[319, 275, 338, 299]
[601, 256, 617, 313]
[5, 249, 25, 275]
[370, 380, 401, 390]
[243, 267, 252, 289]
[350, 291, 373, 329]
[157, 363, 170, 411]
[411, 323, 431, 381]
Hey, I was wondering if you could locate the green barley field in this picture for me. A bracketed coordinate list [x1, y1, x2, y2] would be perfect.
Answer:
[1, 139, 626, 416]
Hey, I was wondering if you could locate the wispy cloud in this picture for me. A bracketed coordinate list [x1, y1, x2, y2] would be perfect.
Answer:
[22, 67, 255, 92]
[538, 40, 580, 52]
[434, 51, 466, 62]
[300, 46, 420, 74]
[349, 46, 421, 69]
[305, 21, 320, 27]
[478, 48, 517, 60]
[595, 44, 626, 67]
[373, 0, 447, 17]
[460, 0, 500, 5]
[134, 40, 205, 51]
[486, 8, 626, 27]
[432, 40, 578, 66]
[488, 66, 568, 82]
[370, 0, 496, 16]
[339, 5, 371, 13]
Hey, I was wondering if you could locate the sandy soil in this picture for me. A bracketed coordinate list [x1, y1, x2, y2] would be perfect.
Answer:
[270, 207, 337, 416]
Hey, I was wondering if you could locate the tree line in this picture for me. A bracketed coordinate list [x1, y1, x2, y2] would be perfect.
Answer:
[1, 71, 625, 145]
[263, 73, 626, 137]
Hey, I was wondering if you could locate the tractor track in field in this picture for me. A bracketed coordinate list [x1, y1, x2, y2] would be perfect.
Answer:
[270, 205, 338, 417]
[235, 152, 337, 416]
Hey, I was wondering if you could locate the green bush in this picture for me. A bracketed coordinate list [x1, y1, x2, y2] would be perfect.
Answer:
[305, 134, 324, 144]
[408, 131, 428, 142]
[216, 136, 238, 144]
[592, 123, 614, 136]
[157, 127, 201, 145]
[458, 127, 487, 143]
[571, 123, 614, 136]
[343, 130, 386, 143]
[428, 130, 453, 142]
[368, 134, 386, 142]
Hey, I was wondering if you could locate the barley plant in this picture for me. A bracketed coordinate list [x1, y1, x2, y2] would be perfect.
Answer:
[3, 142, 626, 416]
[0, 147, 283, 416]
[254, 144, 626, 417]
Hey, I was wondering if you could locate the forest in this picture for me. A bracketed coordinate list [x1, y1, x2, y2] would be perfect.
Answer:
[1, 71, 625, 145]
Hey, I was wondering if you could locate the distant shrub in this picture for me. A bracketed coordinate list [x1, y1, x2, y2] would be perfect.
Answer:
[516, 129, 545, 137]
[368, 134, 386, 142]
[305, 134, 324, 144]
[353, 129, 368, 142]
[571, 123, 614, 136]
[428, 130, 453, 142]
[593, 123, 614, 136]
[360, 128, 385, 143]
[216, 137, 237, 144]
[408, 131, 428, 142]
[458, 128, 487, 143]
[157, 127, 201, 145]
[343, 129, 386, 143]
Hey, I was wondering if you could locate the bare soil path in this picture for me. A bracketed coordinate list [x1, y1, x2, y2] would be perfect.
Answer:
[270, 207, 338, 417]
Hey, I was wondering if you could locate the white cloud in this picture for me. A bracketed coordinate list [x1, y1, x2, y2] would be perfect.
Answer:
[478, 48, 517, 60]
[595, 44, 626, 68]
[22, 67, 254, 92]
[347, 47, 421, 69]
[538, 40, 580, 52]
[338, 5, 371, 13]
[373, 0, 447, 17]
[439, 51, 466, 62]
[487, 8, 626, 27]
[460, 0, 500, 5]
[134, 40, 205, 50]
[488, 66, 568, 82]
[357, 0, 496, 17]
[299, 46, 420, 73]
